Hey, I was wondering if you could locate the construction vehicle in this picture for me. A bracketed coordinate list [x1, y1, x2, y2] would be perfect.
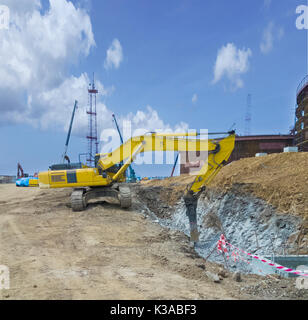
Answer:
[17, 162, 27, 179]
[16, 163, 39, 187]
[112, 113, 137, 182]
[38, 130, 235, 241]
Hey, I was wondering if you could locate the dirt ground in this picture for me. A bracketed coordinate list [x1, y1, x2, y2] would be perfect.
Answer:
[1, 184, 305, 300]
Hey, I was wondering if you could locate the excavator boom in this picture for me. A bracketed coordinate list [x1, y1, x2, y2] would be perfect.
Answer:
[97, 131, 235, 193]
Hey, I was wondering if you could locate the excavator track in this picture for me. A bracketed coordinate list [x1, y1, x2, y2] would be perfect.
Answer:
[118, 185, 132, 208]
[71, 188, 86, 211]
[70, 185, 132, 211]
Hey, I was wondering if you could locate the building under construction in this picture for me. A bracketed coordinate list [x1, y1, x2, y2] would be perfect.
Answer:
[295, 76, 308, 151]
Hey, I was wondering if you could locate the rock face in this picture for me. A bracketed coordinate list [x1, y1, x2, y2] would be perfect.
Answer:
[196, 190, 302, 256]
[136, 186, 303, 275]
[135, 186, 174, 219]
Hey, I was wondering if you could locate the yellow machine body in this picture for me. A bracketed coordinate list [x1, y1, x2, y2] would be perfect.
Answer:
[39, 132, 235, 193]
[28, 178, 39, 187]
[39, 167, 125, 189]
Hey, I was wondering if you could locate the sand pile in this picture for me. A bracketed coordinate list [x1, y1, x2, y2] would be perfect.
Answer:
[143, 153, 308, 219]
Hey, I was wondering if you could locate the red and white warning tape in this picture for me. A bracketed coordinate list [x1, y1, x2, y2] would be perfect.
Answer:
[217, 234, 308, 278]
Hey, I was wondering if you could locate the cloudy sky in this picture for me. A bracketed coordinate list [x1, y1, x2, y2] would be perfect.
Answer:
[0, 0, 307, 176]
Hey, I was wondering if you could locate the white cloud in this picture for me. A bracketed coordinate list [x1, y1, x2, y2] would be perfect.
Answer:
[104, 38, 123, 70]
[125, 106, 188, 134]
[33, 73, 113, 135]
[213, 43, 252, 90]
[260, 22, 284, 54]
[0, 0, 95, 129]
[100, 106, 188, 154]
[192, 93, 198, 104]
[0, 0, 188, 159]
[2, 0, 41, 14]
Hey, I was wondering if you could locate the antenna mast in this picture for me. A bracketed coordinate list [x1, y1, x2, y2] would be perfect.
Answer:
[86, 73, 99, 166]
[245, 94, 252, 136]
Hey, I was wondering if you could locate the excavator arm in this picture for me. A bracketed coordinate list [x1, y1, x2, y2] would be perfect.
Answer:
[97, 131, 235, 193]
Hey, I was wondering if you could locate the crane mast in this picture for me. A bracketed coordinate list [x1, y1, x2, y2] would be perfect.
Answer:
[62, 100, 78, 163]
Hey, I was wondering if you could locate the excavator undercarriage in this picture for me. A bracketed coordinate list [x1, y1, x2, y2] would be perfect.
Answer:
[70, 184, 132, 211]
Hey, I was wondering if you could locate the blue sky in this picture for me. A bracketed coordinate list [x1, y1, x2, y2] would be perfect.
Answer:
[0, 0, 307, 176]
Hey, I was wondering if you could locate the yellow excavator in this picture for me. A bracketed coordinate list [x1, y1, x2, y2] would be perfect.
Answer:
[38, 130, 235, 241]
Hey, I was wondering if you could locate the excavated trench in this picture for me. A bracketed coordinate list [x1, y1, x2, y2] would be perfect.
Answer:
[134, 184, 307, 276]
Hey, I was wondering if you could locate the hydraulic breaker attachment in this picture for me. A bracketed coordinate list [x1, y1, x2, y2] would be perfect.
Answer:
[183, 190, 203, 243]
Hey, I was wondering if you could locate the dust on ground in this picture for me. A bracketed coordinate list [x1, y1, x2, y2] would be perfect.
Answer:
[0, 184, 306, 300]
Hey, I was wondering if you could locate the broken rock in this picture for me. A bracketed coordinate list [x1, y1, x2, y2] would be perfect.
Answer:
[233, 271, 242, 282]
[205, 271, 220, 283]
[218, 267, 228, 278]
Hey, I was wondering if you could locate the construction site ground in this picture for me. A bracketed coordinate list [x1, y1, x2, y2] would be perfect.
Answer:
[0, 162, 307, 300]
